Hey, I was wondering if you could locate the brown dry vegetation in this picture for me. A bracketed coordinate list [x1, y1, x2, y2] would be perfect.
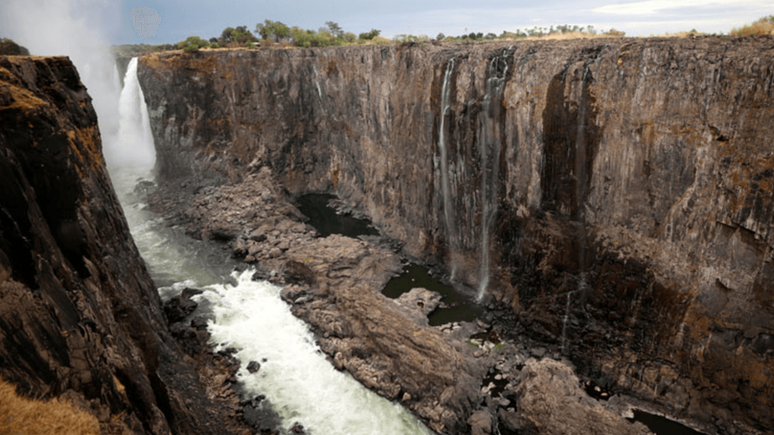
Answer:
[730, 16, 774, 36]
[0, 377, 99, 435]
[512, 30, 626, 41]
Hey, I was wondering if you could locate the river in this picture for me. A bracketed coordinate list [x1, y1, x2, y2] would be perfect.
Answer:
[105, 57, 432, 435]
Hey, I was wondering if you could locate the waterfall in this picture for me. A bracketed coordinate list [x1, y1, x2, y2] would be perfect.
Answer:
[438, 58, 457, 278]
[560, 292, 572, 354]
[477, 51, 509, 301]
[105, 57, 156, 170]
[561, 275, 587, 355]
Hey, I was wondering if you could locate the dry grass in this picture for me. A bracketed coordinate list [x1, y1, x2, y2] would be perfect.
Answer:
[730, 16, 774, 36]
[508, 31, 625, 41]
[0, 377, 99, 435]
[649, 31, 696, 38]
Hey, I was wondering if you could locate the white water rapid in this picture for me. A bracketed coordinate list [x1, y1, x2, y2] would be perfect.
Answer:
[198, 272, 432, 435]
[109, 59, 432, 435]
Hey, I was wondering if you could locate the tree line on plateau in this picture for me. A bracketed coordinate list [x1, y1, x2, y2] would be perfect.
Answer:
[101, 14, 774, 56]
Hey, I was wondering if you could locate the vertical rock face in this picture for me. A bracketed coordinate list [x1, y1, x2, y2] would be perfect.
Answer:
[0, 56, 232, 434]
[138, 37, 774, 433]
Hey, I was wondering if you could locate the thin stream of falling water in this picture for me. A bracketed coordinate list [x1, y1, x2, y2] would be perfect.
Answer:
[561, 275, 588, 355]
[477, 51, 509, 301]
[560, 292, 572, 354]
[574, 62, 592, 273]
[438, 58, 457, 279]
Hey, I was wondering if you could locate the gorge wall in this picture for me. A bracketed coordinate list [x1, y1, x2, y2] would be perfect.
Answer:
[138, 37, 774, 434]
[0, 56, 241, 434]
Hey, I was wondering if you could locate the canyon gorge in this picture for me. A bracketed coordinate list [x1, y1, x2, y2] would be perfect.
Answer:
[1, 35, 773, 435]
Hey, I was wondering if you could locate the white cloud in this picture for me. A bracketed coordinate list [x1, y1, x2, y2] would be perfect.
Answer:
[594, 0, 765, 15]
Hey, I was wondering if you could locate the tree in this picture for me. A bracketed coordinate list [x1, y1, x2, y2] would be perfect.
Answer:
[177, 36, 208, 53]
[325, 21, 344, 39]
[221, 26, 236, 43]
[221, 25, 258, 45]
[255, 19, 290, 42]
[436, 32, 446, 41]
[290, 26, 313, 47]
[359, 29, 381, 40]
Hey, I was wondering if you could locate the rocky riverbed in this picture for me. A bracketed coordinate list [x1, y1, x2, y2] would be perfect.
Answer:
[143, 162, 666, 434]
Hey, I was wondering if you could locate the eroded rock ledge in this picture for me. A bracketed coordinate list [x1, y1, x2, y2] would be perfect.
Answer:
[138, 37, 774, 434]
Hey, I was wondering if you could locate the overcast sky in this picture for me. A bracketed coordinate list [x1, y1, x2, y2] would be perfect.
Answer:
[1, 0, 772, 47]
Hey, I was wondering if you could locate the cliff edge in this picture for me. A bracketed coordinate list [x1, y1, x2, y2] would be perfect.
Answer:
[0, 56, 240, 434]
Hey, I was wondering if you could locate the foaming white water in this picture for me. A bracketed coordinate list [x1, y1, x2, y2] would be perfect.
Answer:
[198, 271, 432, 435]
[109, 161, 237, 293]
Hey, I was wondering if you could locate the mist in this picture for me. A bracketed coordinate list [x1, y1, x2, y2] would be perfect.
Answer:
[0, 0, 154, 170]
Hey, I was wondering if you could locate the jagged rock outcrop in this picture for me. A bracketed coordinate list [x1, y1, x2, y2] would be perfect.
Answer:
[138, 37, 774, 434]
[0, 56, 245, 434]
[511, 358, 651, 435]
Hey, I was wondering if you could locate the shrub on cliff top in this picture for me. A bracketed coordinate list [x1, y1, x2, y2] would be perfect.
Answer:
[358, 29, 381, 40]
[0, 38, 30, 55]
[0, 377, 99, 435]
[220, 25, 258, 45]
[178, 36, 208, 53]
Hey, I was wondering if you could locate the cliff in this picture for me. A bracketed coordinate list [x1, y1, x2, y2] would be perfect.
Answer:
[138, 37, 774, 434]
[0, 56, 239, 434]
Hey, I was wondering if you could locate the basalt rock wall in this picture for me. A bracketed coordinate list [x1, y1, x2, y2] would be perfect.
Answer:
[138, 37, 774, 434]
[0, 56, 235, 434]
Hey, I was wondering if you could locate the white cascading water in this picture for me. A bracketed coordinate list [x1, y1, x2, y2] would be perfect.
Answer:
[110, 57, 156, 170]
[438, 58, 458, 279]
[477, 52, 509, 301]
[110, 59, 432, 435]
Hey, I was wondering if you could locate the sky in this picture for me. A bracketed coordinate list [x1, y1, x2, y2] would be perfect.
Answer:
[0, 0, 771, 48]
